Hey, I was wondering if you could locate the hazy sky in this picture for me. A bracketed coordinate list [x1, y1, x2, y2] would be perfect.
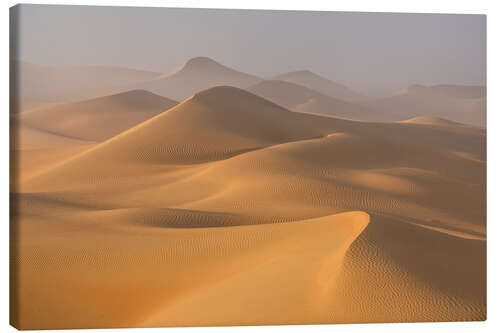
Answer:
[13, 4, 486, 96]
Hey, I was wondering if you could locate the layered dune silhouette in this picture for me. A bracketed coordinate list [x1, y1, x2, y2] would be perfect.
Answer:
[273, 70, 366, 102]
[11, 58, 486, 329]
[11, 60, 161, 103]
[17, 90, 177, 142]
[247, 80, 370, 120]
[133, 57, 261, 101]
[365, 84, 486, 127]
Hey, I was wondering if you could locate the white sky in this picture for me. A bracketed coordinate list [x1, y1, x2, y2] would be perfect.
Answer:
[13, 4, 486, 96]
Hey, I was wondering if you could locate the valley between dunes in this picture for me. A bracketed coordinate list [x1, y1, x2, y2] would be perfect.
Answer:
[11, 85, 486, 329]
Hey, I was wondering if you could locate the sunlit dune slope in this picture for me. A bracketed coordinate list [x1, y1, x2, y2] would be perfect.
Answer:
[12, 144, 96, 184]
[400, 116, 468, 126]
[12, 211, 370, 329]
[22, 85, 485, 195]
[21, 86, 346, 185]
[17, 90, 177, 141]
[134, 57, 261, 100]
[13, 125, 91, 150]
[247, 80, 370, 120]
[152, 130, 484, 239]
[13, 84, 486, 328]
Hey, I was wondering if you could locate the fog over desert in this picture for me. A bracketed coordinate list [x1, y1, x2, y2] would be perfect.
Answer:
[10, 5, 486, 330]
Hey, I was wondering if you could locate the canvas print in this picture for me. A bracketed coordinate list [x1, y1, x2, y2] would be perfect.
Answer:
[10, 4, 486, 330]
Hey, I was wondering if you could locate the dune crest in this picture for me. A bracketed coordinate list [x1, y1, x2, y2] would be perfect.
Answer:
[17, 90, 177, 142]
[13, 211, 370, 329]
[133, 58, 261, 100]
[20, 86, 348, 190]
[400, 116, 466, 126]
[12, 70, 486, 328]
[247, 80, 371, 120]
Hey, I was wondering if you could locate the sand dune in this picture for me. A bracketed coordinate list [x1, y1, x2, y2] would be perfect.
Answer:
[400, 116, 468, 126]
[12, 125, 91, 150]
[13, 144, 95, 183]
[273, 70, 365, 102]
[133, 57, 261, 101]
[17, 90, 177, 142]
[10, 124, 95, 190]
[12, 101, 59, 113]
[12, 85, 486, 328]
[21, 86, 345, 184]
[365, 84, 486, 127]
[22, 86, 484, 191]
[11, 89, 176, 188]
[12, 209, 369, 329]
[11, 60, 162, 103]
[248, 80, 373, 120]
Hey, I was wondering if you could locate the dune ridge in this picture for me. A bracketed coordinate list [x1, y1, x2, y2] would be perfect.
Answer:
[400, 116, 467, 126]
[12, 210, 370, 329]
[17, 90, 178, 142]
[133, 57, 261, 100]
[247, 80, 370, 120]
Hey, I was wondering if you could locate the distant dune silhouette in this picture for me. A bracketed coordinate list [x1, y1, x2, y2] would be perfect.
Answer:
[133, 57, 261, 100]
[364, 84, 486, 127]
[273, 69, 366, 102]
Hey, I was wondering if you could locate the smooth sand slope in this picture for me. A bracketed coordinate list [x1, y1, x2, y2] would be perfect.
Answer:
[20, 86, 344, 181]
[12, 209, 369, 329]
[11, 89, 176, 185]
[273, 70, 366, 102]
[12, 86, 486, 329]
[365, 84, 486, 127]
[248, 80, 371, 120]
[10, 123, 96, 185]
[17, 90, 177, 142]
[133, 57, 261, 101]
[11, 60, 162, 103]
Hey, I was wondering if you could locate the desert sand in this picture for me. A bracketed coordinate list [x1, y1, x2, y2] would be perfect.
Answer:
[16, 90, 177, 142]
[10, 81, 486, 329]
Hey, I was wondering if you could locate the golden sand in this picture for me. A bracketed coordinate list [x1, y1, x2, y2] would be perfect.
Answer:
[11, 86, 486, 329]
